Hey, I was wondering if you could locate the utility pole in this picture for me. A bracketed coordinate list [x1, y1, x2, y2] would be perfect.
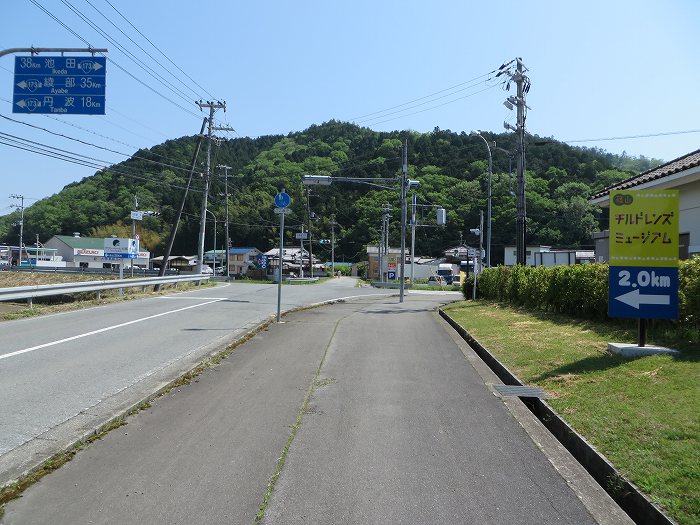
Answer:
[9, 194, 25, 264]
[195, 101, 226, 275]
[217, 164, 232, 278]
[410, 192, 416, 285]
[157, 117, 207, 283]
[131, 193, 138, 277]
[515, 59, 527, 266]
[379, 203, 391, 283]
[472, 211, 484, 300]
[500, 58, 530, 265]
[399, 139, 408, 302]
[331, 219, 337, 276]
[299, 224, 305, 278]
[306, 187, 314, 278]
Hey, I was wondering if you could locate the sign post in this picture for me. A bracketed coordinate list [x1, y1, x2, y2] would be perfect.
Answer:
[13, 56, 106, 115]
[274, 191, 291, 323]
[608, 190, 679, 346]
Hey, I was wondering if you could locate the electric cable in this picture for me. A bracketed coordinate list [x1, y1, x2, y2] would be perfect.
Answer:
[60, 0, 200, 111]
[355, 77, 501, 125]
[368, 83, 501, 127]
[350, 70, 497, 121]
[28, 0, 200, 118]
[104, 0, 217, 101]
[564, 129, 700, 143]
[1, 114, 203, 174]
[84, 0, 204, 101]
[0, 132, 203, 192]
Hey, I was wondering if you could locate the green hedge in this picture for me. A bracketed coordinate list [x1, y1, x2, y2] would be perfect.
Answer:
[466, 257, 700, 333]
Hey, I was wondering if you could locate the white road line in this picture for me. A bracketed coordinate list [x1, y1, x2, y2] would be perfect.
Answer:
[0, 298, 225, 361]
[157, 296, 230, 300]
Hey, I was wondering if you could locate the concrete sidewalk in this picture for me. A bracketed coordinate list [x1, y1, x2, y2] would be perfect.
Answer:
[1, 294, 631, 525]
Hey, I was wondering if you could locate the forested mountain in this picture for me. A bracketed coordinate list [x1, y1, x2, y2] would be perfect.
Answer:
[0, 121, 651, 264]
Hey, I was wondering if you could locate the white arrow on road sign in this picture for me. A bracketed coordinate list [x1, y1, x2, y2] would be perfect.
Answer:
[14, 99, 42, 110]
[615, 289, 670, 309]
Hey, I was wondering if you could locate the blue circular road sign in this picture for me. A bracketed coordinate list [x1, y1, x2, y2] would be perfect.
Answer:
[274, 192, 291, 208]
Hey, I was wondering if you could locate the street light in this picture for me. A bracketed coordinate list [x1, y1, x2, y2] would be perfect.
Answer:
[470, 131, 493, 267]
[301, 173, 419, 302]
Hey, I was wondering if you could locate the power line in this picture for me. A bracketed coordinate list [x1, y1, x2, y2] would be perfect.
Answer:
[83, 0, 203, 100]
[0, 132, 203, 192]
[350, 70, 497, 121]
[368, 83, 500, 127]
[59, 0, 199, 110]
[104, 0, 217, 101]
[0, 114, 198, 174]
[564, 129, 700, 143]
[28, 0, 200, 118]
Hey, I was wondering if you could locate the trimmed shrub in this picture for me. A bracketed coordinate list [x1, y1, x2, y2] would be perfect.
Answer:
[679, 255, 700, 338]
[477, 259, 700, 332]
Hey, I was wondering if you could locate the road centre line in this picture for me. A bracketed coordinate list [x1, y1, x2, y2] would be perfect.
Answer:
[0, 298, 226, 361]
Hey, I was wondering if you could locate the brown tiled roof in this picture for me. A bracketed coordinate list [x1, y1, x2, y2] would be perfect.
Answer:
[592, 148, 700, 199]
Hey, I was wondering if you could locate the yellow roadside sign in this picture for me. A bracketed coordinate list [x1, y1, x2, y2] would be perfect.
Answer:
[609, 190, 679, 267]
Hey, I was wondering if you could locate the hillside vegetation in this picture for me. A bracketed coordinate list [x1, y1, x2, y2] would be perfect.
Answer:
[0, 121, 659, 264]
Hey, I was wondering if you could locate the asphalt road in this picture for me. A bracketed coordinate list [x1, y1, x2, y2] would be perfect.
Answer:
[0, 277, 391, 483]
[1, 292, 630, 525]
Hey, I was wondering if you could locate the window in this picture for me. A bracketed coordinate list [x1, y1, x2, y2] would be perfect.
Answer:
[680, 233, 690, 260]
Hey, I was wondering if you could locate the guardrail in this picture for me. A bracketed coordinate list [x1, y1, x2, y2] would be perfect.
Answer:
[2, 266, 178, 277]
[0, 274, 210, 304]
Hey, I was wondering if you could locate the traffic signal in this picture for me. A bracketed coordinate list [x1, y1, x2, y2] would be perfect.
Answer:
[319, 239, 331, 245]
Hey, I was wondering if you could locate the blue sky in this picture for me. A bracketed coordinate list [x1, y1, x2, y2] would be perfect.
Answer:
[2, 1, 699, 218]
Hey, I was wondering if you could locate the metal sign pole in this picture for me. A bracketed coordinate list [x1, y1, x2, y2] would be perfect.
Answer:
[277, 208, 284, 323]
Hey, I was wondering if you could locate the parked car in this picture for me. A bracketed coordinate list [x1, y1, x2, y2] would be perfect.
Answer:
[200, 266, 214, 275]
[427, 275, 447, 285]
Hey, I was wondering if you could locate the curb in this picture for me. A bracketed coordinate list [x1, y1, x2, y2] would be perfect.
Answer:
[438, 308, 676, 525]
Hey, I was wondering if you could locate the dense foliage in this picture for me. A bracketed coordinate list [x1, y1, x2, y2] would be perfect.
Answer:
[471, 258, 700, 338]
[0, 121, 652, 262]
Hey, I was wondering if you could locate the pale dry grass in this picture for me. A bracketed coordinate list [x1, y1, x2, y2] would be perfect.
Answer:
[0, 271, 117, 288]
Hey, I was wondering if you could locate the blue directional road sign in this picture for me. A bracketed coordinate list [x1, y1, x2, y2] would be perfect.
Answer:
[13, 55, 106, 115]
[255, 255, 268, 269]
[608, 266, 678, 320]
[274, 192, 291, 208]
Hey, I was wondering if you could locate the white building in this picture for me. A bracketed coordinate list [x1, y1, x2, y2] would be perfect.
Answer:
[503, 245, 552, 266]
[45, 234, 150, 269]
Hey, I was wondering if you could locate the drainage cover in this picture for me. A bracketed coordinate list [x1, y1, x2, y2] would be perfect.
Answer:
[492, 384, 550, 399]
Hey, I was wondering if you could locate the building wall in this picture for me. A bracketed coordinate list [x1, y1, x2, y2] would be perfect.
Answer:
[678, 179, 700, 254]
[503, 246, 551, 266]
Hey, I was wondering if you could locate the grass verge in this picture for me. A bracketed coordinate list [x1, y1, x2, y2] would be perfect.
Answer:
[442, 300, 699, 525]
